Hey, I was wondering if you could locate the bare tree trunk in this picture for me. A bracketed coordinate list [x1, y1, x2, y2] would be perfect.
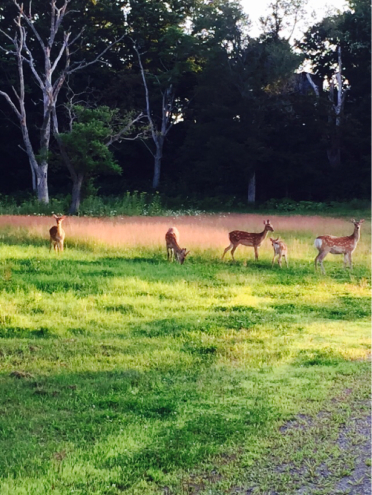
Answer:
[29, 162, 36, 191]
[36, 163, 49, 203]
[153, 141, 163, 189]
[134, 44, 174, 190]
[247, 172, 256, 203]
[69, 173, 84, 214]
[326, 46, 348, 170]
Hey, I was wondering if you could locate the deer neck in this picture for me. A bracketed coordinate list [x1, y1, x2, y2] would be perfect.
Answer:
[57, 223, 64, 236]
[352, 225, 360, 243]
[260, 227, 270, 241]
[171, 238, 182, 253]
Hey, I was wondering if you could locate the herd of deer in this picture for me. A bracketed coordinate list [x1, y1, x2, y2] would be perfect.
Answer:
[50, 215, 365, 274]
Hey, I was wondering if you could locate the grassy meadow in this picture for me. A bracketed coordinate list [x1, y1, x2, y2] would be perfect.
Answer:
[0, 213, 370, 494]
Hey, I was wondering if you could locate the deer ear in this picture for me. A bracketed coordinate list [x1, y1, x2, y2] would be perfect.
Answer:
[53, 214, 58, 219]
[359, 219, 365, 223]
[185, 251, 190, 256]
[263, 220, 266, 225]
[351, 218, 356, 223]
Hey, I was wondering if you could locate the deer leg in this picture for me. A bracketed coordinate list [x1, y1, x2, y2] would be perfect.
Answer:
[278, 255, 282, 268]
[231, 245, 238, 261]
[254, 246, 259, 261]
[284, 254, 288, 268]
[343, 253, 349, 269]
[314, 252, 322, 270]
[317, 251, 328, 274]
[348, 253, 353, 270]
[271, 254, 276, 266]
[221, 243, 233, 260]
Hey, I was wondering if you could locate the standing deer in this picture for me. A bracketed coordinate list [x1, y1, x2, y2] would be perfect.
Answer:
[221, 220, 274, 261]
[49, 215, 66, 253]
[165, 227, 190, 264]
[270, 237, 288, 267]
[314, 219, 364, 274]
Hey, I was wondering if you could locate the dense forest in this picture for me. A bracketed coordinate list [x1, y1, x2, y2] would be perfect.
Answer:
[0, 0, 370, 213]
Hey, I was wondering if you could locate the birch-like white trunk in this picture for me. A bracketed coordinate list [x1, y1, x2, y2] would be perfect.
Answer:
[327, 46, 348, 169]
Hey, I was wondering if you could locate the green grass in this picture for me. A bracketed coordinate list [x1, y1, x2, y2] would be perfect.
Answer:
[0, 220, 370, 494]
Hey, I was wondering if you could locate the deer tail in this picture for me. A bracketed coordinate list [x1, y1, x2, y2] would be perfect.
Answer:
[314, 238, 323, 250]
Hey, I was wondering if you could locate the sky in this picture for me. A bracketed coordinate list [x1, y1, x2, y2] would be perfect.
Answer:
[240, 0, 349, 39]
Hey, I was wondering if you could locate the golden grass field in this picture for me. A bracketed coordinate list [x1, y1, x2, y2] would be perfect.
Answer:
[0, 213, 365, 250]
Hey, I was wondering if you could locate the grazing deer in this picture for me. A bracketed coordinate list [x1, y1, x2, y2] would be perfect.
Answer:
[270, 237, 288, 268]
[49, 215, 66, 253]
[221, 220, 274, 261]
[314, 219, 364, 274]
[165, 227, 190, 264]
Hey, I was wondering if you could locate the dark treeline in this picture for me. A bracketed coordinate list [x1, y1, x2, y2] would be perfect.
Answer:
[0, 0, 370, 213]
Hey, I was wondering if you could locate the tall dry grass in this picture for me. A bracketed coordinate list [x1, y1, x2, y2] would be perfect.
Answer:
[0, 214, 368, 250]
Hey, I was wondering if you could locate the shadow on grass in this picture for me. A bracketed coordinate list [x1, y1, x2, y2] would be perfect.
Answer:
[0, 364, 278, 488]
[0, 352, 359, 490]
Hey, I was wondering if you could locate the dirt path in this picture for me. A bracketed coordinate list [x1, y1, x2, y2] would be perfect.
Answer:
[233, 387, 371, 495]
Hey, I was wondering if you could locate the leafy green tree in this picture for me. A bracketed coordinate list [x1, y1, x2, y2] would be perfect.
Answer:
[58, 105, 143, 213]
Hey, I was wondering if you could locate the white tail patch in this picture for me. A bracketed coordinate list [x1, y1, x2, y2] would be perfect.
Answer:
[314, 238, 323, 250]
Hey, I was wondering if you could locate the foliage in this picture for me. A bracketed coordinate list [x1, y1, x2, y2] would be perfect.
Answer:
[0, 0, 370, 202]
[0, 192, 370, 218]
[58, 106, 121, 177]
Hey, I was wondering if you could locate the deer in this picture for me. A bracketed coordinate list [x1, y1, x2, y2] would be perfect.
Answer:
[221, 220, 274, 262]
[314, 219, 364, 274]
[270, 237, 288, 267]
[49, 215, 66, 253]
[165, 227, 190, 264]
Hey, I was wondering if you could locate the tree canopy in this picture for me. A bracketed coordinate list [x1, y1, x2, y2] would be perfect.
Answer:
[0, 0, 369, 208]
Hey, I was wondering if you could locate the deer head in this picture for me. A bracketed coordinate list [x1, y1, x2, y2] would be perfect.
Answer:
[264, 220, 274, 232]
[270, 237, 280, 244]
[351, 219, 364, 230]
[178, 249, 190, 265]
[53, 214, 66, 225]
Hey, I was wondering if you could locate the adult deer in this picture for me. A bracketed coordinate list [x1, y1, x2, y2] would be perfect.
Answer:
[49, 215, 66, 253]
[165, 227, 190, 264]
[221, 220, 274, 261]
[314, 219, 364, 274]
[270, 237, 288, 267]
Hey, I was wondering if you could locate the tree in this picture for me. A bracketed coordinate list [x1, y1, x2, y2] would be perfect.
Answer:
[57, 105, 144, 214]
[0, 0, 125, 203]
[126, 0, 201, 189]
[298, 0, 371, 178]
[259, 0, 309, 42]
